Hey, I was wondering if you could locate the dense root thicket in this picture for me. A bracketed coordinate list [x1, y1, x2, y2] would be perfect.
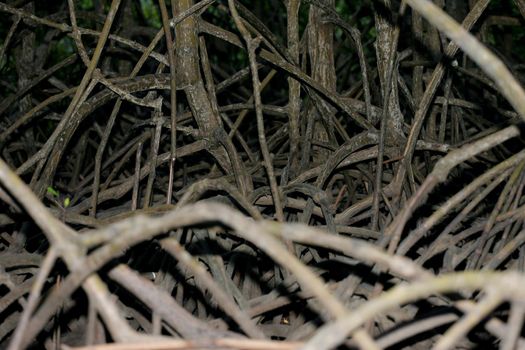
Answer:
[1, 0, 525, 349]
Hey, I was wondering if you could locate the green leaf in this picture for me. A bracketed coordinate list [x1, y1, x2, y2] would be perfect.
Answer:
[47, 187, 59, 197]
[63, 197, 70, 208]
